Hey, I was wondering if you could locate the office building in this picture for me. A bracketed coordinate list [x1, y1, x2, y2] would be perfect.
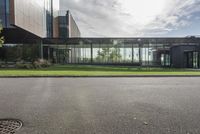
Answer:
[0, 0, 199, 68]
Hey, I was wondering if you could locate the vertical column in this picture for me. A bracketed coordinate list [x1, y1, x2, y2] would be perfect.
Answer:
[40, 40, 43, 59]
[75, 45, 77, 63]
[71, 49, 73, 64]
[91, 43, 93, 64]
[163, 44, 166, 67]
[169, 43, 172, 67]
[148, 43, 150, 67]
[197, 51, 200, 68]
[139, 43, 142, 66]
[198, 52, 200, 68]
[73, 44, 76, 63]
[132, 44, 134, 64]
[198, 44, 200, 68]
[48, 46, 50, 61]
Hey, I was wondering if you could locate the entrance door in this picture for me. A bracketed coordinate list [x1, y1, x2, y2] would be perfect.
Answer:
[187, 52, 193, 68]
[184, 52, 199, 68]
[161, 53, 170, 67]
[193, 52, 198, 68]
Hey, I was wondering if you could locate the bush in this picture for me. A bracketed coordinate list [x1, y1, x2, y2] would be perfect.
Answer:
[33, 61, 41, 69]
[15, 59, 51, 69]
[16, 62, 34, 69]
[33, 59, 51, 69]
[0, 24, 4, 47]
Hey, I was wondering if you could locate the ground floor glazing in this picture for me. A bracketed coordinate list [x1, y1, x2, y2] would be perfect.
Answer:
[1, 38, 200, 68]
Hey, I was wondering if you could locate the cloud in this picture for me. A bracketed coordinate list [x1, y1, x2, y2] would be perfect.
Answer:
[143, 0, 200, 36]
[60, 0, 200, 37]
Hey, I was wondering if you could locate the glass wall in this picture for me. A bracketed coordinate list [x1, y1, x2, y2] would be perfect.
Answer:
[44, 39, 173, 67]
[193, 52, 198, 68]
[43, 38, 200, 68]
[58, 16, 68, 38]
[45, 0, 53, 37]
[0, 0, 10, 27]
[65, 41, 170, 66]
[0, 44, 40, 62]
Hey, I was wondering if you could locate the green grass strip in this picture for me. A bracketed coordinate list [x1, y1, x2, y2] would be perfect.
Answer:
[0, 65, 200, 76]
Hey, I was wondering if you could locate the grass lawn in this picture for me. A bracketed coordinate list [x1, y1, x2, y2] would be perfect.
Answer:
[0, 65, 200, 76]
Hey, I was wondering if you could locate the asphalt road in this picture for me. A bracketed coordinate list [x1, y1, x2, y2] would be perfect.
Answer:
[0, 78, 200, 134]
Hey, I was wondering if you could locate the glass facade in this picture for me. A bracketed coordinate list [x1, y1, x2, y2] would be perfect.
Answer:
[0, 43, 40, 62]
[193, 52, 198, 68]
[0, 0, 10, 27]
[64, 40, 170, 66]
[184, 51, 200, 68]
[58, 16, 68, 38]
[1, 0, 200, 68]
[45, 0, 59, 38]
[43, 38, 200, 68]
[45, 0, 53, 37]
[57, 11, 81, 39]
[1, 38, 200, 68]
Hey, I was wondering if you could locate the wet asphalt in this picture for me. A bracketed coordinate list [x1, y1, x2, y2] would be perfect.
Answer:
[0, 78, 200, 134]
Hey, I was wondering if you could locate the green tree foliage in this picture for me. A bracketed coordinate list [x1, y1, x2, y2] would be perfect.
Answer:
[96, 45, 121, 63]
[0, 25, 4, 47]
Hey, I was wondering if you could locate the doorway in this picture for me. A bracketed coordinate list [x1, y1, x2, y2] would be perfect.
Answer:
[184, 51, 199, 68]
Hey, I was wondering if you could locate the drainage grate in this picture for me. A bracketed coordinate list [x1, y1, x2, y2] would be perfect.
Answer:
[0, 119, 22, 134]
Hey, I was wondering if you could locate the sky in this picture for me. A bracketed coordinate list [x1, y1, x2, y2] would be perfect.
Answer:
[60, 0, 200, 37]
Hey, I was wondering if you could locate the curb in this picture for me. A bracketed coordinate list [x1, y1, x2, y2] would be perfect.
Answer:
[1, 75, 200, 78]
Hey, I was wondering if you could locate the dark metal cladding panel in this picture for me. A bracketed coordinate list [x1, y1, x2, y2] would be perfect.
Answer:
[170, 45, 198, 68]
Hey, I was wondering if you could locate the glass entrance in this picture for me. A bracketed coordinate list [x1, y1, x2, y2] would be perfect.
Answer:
[193, 52, 199, 68]
[184, 52, 199, 68]
[161, 53, 170, 67]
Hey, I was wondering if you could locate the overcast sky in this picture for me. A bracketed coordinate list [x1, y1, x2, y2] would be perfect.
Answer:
[60, 0, 200, 37]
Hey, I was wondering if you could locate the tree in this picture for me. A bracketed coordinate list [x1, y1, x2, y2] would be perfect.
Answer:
[109, 47, 121, 62]
[96, 45, 121, 63]
[0, 24, 4, 47]
[96, 48, 110, 62]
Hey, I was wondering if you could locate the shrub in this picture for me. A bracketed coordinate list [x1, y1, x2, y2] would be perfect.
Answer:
[33, 59, 51, 69]
[0, 24, 4, 47]
[33, 61, 41, 69]
[16, 62, 34, 69]
[15, 59, 51, 69]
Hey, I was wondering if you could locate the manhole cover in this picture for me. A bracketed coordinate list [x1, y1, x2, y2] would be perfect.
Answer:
[0, 119, 22, 134]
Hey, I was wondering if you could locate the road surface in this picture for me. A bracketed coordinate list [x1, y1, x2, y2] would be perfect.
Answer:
[0, 78, 200, 134]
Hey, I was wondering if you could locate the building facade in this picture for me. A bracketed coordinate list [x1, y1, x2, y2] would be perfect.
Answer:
[0, 0, 81, 62]
[58, 11, 81, 38]
[0, 0, 200, 68]
[43, 38, 200, 68]
[0, 0, 80, 40]
[0, 0, 60, 38]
